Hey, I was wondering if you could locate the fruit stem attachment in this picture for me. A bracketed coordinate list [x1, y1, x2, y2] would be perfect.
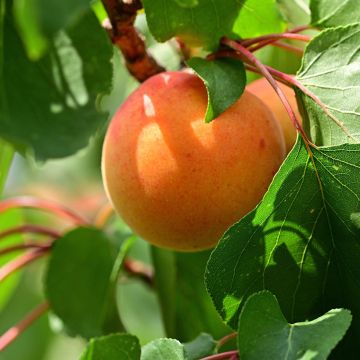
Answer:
[0, 302, 49, 351]
[0, 197, 88, 225]
[94, 203, 115, 228]
[101, 0, 165, 82]
[221, 37, 310, 145]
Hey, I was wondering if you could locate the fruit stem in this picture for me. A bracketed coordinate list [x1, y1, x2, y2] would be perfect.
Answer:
[0, 248, 48, 283]
[94, 203, 115, 228]
[201, 350, 239, 360]
[101, 0, 165, 82]
[253, 41, 304, 56]
[222, 37, 311, 145]
[217, 332, 238, 351]
[0, 241, 52, 257]
[0, 197, 88, 225]
[0, 224, 60, 242]
[0, 302, 49, 351]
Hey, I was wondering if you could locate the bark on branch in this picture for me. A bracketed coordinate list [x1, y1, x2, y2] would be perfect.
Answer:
[102, 0, 164, 82]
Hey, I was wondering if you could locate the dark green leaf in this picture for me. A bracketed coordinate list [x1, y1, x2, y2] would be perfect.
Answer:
[297, 24, 360, 146]
[238, 291, 352, 360]
[80, 333, 141, 360]
[141, 338, 185, 360]
[45, 227, 125, 338]
[187, 58, 246, 122]
[206, 138, 360, 344]
[143, 0, 284, 50]
[310, 0, 360, 28]
[174, 251, 231, 341]
[184, 333, 216, 360]
[0, 9, 112, 160]
[13, 0, 90, 59]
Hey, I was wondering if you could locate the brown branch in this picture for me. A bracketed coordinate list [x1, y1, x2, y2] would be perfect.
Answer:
[102, 0, 164, 82]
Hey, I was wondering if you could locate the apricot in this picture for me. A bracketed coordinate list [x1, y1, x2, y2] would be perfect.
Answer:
[102, 71, 285, 251]
[248, 78, 301, 153]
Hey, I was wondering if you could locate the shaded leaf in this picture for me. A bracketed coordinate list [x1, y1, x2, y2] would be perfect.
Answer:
[184, 333, 216, 360]
[0, 8, 112, 160]
[310, 0, 360, 28]
[296, 24, 360, 146]
[45, 227, 128, 338]
[187, 58, 246, 122]
[0, 139, 14, 194]
[80, 333, 141, 360]
[277, 0, 310, 26]
[141, 338, 185, 360]
[238, 291, 352, 360]
[206, 138, 360, 345]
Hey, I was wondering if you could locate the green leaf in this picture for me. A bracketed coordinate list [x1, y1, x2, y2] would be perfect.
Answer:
[80, 333, 141, 360]
[310, 0, 360, 28]
[0, 8, 113, 160]
[174, 251, 231, 341]
[238, 291, 352, 360]
[277, 0, 310, 26]
[141, 338, 185, 360]
[206, 138, 360, 342]
[143, 0, 284, 50]
[187, 58, 246, 123]
[13, 0, 90, 59]
[45, 227, 127, 338]
[232, 0, 286, 39]
[296, 24, 360, 146]
[0, 209, 23, 311]
[183, 333, 216, 360]
[0, 139, 14, 194]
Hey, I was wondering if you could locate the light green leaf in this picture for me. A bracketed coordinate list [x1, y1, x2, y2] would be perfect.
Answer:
[0, 139, 13, 195]
[187, 57, 246, 122]
[80, 333, 141, 360]
[297, 24, 360, 146]
[206, 139, 360, 349]
[238, 291, 352, 360]
[0, 8, 112, 160]
[45, 227, 127, 338]
[141, 338, 185, 360]
[310, 0, 360, 28]
[277, 0, 310, 26]
[232, 0, 286, 38]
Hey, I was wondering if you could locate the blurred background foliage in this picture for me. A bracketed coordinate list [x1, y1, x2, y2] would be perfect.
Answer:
[0, 1, 310, 359]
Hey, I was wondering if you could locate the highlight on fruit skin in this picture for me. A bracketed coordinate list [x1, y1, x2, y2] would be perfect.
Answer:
[248, 77, 301, 153]
[101, 71, 286, 252]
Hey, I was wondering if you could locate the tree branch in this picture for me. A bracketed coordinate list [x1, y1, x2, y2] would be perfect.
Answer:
[102, 0, 164, 82]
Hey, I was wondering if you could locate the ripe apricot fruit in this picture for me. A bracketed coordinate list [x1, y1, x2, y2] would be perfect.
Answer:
[102, 71, 286, 251]
[248, 78, 301, 153]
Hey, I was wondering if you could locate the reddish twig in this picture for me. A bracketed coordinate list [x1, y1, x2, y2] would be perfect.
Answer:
[288, 25, 312, 34]
[0, 249, 48, 283]
[0, 197, 88, 225]
[201, 350, 239, 360]
[101, 0, 164, 82]
[222, 38, 309, 143]
[94, 203, 115, 228]
[217, 332, 238, 350]
[250, 40, 304, 56]
[241, 33, 311, 48]
[0, 302, 49, 351]
[0, 224, 61, 242]
[0, 241, 52, 257]
[123, 258, 154, 286]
